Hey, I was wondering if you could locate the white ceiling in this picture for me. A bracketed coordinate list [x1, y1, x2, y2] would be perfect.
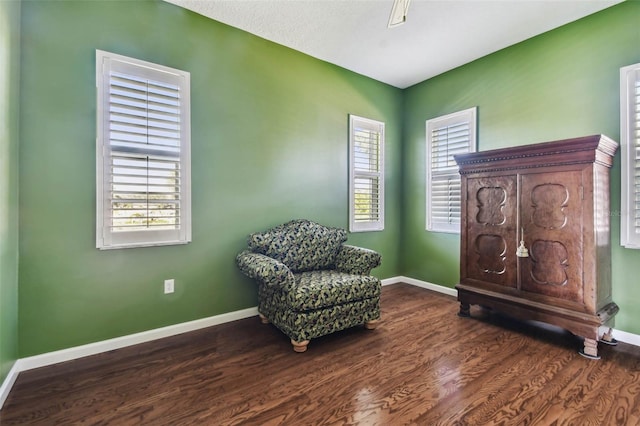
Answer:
[164, 0, 623, 89]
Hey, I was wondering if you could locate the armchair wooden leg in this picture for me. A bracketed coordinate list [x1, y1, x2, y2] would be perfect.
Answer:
[258, 313, 269, 324]
[364, 319, 380, 330]
[291, 339, 310, 353]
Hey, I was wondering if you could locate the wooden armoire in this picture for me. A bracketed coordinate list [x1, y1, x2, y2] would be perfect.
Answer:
[454, 135, 618, 359]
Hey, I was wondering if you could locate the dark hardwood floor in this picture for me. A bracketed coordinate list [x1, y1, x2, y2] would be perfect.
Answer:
[2, 283, 640, 425]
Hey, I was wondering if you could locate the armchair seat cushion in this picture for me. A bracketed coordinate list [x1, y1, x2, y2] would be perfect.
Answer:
[288, 270, 381, 311]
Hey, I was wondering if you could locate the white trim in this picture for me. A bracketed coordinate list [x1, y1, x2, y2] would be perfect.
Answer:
[381, 275, 458, 297]
[349, 114, 385, 233]
[426, 106, 477, 234]
[96, 49, 192, 250]
[18, 306, 258, 372]
[620, 62, 640, 248]
[1, 280, 638, 410]
[385, 276, 640, 345]
[0, 306, 255, 409]
[380, 277, 400, 286]
[599, 327, 640, 347]
[0, 362, 20, 409]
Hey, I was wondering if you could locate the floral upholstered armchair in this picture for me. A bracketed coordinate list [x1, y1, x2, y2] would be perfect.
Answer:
[236, 219, 382, 352]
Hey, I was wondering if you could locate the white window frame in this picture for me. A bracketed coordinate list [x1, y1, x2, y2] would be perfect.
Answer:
[621, 62, 640, 249]
[349, 115, 385, 232]
[96, 50, 191, 249]
[426, 107, 477, 233]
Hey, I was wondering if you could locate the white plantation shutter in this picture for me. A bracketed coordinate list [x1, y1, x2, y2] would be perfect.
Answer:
[96, 50, 191, 249]
[349, 115, 385, 232]
[621, 64, 640, 248]
[426, 107, 477, 233]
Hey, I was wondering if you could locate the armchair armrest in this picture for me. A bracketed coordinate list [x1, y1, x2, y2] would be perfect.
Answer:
[236, 251, 294, 288]
[334, 245, 381, 275]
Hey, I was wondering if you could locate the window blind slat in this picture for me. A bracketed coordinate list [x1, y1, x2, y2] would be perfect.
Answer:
[621, 65, 640, 246]
[350, 116, 384, 230]
[426, 108, 476, 232]
[97, 50, 190, 245]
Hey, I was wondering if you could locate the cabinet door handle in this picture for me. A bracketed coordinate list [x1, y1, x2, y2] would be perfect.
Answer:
[516, 227, 529, 258]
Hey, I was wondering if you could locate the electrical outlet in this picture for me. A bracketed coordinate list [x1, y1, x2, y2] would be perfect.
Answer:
[164, 279, 175, 294]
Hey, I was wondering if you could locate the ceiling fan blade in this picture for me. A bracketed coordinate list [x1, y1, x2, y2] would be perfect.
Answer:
[388, 0, 411, 28]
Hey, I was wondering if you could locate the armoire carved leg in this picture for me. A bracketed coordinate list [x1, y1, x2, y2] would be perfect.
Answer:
[364, 319, 380, 330]
[458, 303, 471, 317]
[258, 313, 269, 324]
[291, 339, 310, 353]
[579, 338, 600, 360]
[600, 327, 618, 346]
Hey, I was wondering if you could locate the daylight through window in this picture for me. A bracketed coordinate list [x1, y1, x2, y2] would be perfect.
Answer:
[621, 63, 640, 248]
[96, 50, 191, 249]
[349, 115, 385, 232]
[426, 107, 477, 233]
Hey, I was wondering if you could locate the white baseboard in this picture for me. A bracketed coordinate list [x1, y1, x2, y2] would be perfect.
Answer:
[1, 276, 639, 410]
[604, 328, 640, 347]
[0, 361, 20, 409]
[17, 306, 259, 373]
[384, 276, 640, 346]
[0, 306, 259, 410]
[382, 275, 458, 297]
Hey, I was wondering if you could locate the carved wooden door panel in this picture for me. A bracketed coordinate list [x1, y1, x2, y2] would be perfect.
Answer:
[519, 171, 584, 302]
[465, 175, 518, 287]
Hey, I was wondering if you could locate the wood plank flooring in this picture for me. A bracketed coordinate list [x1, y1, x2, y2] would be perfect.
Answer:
[2, 283, 640, 425]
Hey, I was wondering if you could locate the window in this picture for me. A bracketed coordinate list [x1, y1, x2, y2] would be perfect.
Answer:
[426, 107, 477, 233]
[621, 63, 640, 249]
[349, 115, 385, 232]
[96, 50, 191, 249]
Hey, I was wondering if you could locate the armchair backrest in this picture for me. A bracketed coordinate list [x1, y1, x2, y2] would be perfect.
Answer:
[247, 219, 347, 273]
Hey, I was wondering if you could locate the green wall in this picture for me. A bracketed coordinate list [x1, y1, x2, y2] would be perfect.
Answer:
[13, 0, 640, 359]
[18, 0, 403, 356]
[0, 0, 20, 384]
[403, 1, 640, 334]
